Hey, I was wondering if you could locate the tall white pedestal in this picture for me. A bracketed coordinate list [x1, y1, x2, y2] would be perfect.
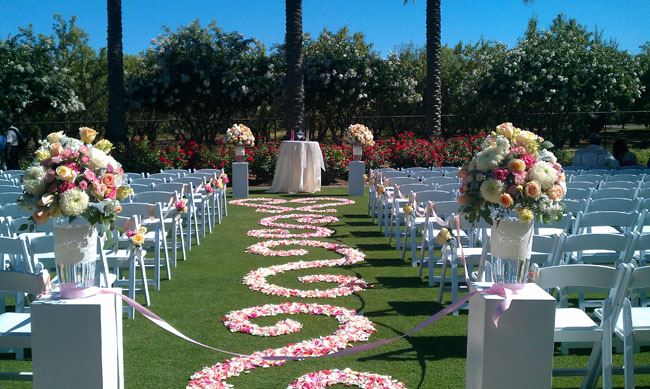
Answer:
[232, 162, 249, 198]
[31, 290, 124, 389]
[348, 161, 365, 196]
[466, 283, 555, 389]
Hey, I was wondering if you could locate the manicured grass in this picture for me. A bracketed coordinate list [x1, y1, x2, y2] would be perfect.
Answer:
[2, 186, 650, 388]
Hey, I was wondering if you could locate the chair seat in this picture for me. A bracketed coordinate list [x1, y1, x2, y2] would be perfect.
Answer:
[0, 312, 31, 348]
[614, 307, 650, 337]
[537, 227, 565, 236]
[554, 308, 601, 342]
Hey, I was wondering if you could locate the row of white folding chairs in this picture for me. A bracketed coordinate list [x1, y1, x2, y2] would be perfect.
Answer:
[0, 169, 24, 181]
[564, 165, 648, 175]
[564, 185, 650, 201]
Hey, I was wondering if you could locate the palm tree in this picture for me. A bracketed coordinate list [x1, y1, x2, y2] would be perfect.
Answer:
[106, 0, 126, 144]
[285, 0, 305, 139]
[405, 0, 442, 138]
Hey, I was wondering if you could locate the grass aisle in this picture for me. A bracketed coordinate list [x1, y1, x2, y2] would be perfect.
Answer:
[2, 187, 650, 388]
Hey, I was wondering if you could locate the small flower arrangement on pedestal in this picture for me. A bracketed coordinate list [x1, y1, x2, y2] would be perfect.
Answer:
[226, 123, 255, 162]
[18, 127, 132, 232]
[343, 124, 374, 161]
[458, 122, 566, 225]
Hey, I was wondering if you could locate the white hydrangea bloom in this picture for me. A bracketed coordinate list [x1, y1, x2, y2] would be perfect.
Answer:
[23, 166, 48, 196]
[59, 188, 90, 216]
[529, 161, 558, 190]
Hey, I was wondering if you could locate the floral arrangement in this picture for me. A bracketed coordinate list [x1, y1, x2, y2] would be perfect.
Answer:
[125, 226, 147, 246]
[343, 123, 374, 147]
[225, 123, 255, 147]
[436, 227, 454, 245]
[458, 122, 565, 224]
[18, 127, 132, 231]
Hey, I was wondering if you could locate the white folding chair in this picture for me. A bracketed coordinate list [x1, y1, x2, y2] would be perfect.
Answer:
[535, 263, 633, 389]
[0, 192, 22, 205]
[152, 182, 195, 251]
[411, 170, 443, 180]
[564, 187, 593, 200]
[566, 181, 597, 190]
[174, 176, 212, 239]
[0, 236, 33, 316]
[592, 187, 639, 200]
[573, 210, 639, 236]
[123, 172, 145, 183]
[146, 172, 177, 182]
[378, 177, 418, 234]
[387, 183, 431, 249]
[600, 181, 639, 190]
[130, 177, 166, 187]
[584, 198, 641, 213]
[0, 271, 45, 380]
[421, 176, 459, 186]
[369, 170, 406, 222]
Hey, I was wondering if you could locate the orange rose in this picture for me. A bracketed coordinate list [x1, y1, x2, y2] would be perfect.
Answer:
[524, 181, 541, 199]
[50, 142, 62, 157]
[499, 193, 514, 208]
[37, 193, 54, 207]
[33, 208, 50, 225]
[131, 233, 145, 245]
[508, 159, 526, 173]
[546, 185, 564, 201]
[114, 205, 122, 213]
[102, 173, 115, 187]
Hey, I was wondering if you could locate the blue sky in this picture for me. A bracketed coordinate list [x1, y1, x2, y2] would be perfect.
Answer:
[0, 0, 648, 56]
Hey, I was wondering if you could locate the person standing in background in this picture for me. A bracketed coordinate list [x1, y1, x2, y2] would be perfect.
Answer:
[5, 125, 24, 170]
[612, 139, 638, 167]
[572, 133, 620, 168]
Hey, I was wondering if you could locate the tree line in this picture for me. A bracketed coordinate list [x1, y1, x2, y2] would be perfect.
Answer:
[1, 14, 648, 147]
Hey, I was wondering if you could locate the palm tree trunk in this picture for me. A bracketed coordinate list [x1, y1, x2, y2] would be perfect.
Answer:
[107, 0, 126, 144]
[426, 0, 442, 138]
[285, 0, 305, 138]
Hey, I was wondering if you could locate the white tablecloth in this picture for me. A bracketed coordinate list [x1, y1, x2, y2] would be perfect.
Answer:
[268, 141, 325, 193]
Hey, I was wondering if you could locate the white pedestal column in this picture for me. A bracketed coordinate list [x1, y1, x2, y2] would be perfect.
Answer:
[31, 290, 124, 389]
[466, 283, 555, 389]
[348, 161, 365, 196]
[232, 162, 249, 198]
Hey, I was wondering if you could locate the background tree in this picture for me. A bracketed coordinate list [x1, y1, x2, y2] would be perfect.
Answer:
[106, 0, 126, 144]
[284, 0, 305, 138]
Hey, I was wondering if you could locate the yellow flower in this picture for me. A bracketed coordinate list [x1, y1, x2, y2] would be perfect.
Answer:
[363, 174, 368, 183]
[437, 228, 453, 244]
[117, 186, 133, 200]
[79, 127, 98, 143]
[403, 203, 414, 215]
[216, 179, 224, 189]
[496, 122, 515, 138]
[55, 165, 76, 182]
[94, 139, 113, 153]
[139, 226, 147, 234]
[35, 148, 51, 162]
[507, 159, 526, 173]
[516, 207, 534, 223]
[49, 202, 63, 218]
[131, 233, 145, 245]
[46, 131, 64, 143]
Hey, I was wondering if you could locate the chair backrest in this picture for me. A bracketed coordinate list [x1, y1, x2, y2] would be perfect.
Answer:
[396, 184, 431, 198]
[7, 216, 53, 236]
[627, 265, 650, 290]
[612, 170, 645, 176]
[385, 177, 418, 187]
[131, 191, 176, 206]
[130, 177, 165, 186]
[637, 187, 650, 200]
[193, 168, 223, 175]
[0, 192, 22, 205]
[0, 271, 45, 294]
[625, 232, 650, 264]
[0, 235, 32, 272]
[564, 187, 593, 200]
[412, 190, 457, 203]
[563, 199, 587, 216]
[146, 172, 177, 182]
[566, 181, 596, 190]
[370, 168, 397, 177]
[379, 171, 409, 180]
[433, 167, 459, 175]
[174, 176, 205, 187]
[0, 185, 21, 193]
[430, 200, 460, 217]
[573, 210, 639, 234]
[436, 182, 461, 192]
[608, 173, 644, 182]
[570, 174, 604, 184]
[151, 182, 190, 197]
[563, 166, 585, 173]
[123, 172, 145, 182]
[129, 183, 152, 194]
[552, 232, 633, 266]
[591, 187, 638, 200]
[411, 171, 444, 180]
[402, 167, 429, 175]
[0, 203, 31, 218]
[530, 234, 560, 266]
[1, 170, 24, 180]
[421, 176, 459, 186]
[120, 202, 161, 220]
[585, 198, 641, 213]
[586, 169, 612, 176]
[600, 180, 638, 190]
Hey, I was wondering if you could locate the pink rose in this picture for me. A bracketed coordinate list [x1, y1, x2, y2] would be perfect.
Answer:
[104, 187, 117, 199]
[79, 180, 89, 190]
[106, 164, 114, 174]
[79, 145, 89, 154]
[61, 148, 73, 159]
[513, 171, 529, 186]
[507, 184, 519, 196]
[51, 155, 64, 164]
[91, 183, 107, 198]
[83, 169, 97, 181]
[73, 152, 80, 158]
[81, 155, 90, 164]
[66, 162, 81, 173]
[45, 170, 56, 183]
[492, 167, 509, 182]
[520, 154, 536, 169]
[59, 182, 76, 193]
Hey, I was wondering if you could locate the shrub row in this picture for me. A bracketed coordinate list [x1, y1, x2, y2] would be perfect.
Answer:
[113, 134, 486, 184]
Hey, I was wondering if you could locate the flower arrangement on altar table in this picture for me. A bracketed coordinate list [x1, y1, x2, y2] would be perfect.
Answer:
[343, 123, 374, 147]
[17, 127, 132, 232]
[225, 123, 255, 147]
[457, 122, 566, 225]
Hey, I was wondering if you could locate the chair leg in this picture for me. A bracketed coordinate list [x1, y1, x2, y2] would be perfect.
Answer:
[438, 258, 448, 303]
[623, 300, 634, 389]
[401, 229, 409, 262]
[138, 251, 151, 306]
[410, 228, 417, 265]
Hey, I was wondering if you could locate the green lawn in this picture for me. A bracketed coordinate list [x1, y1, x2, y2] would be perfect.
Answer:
[2, 186, 650, 388]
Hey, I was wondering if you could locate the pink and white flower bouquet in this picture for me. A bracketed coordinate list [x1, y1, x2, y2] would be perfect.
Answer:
[343, 123, 374, 147]
[225, 123, 255, 147]
[458, 122, 566, 224]
[18, 127, 132, 232]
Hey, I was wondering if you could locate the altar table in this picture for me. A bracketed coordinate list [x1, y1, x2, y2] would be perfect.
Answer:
[268, 141, 325, 193]
[31, 290, 124, 389]
[466, 282, 555, 389]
